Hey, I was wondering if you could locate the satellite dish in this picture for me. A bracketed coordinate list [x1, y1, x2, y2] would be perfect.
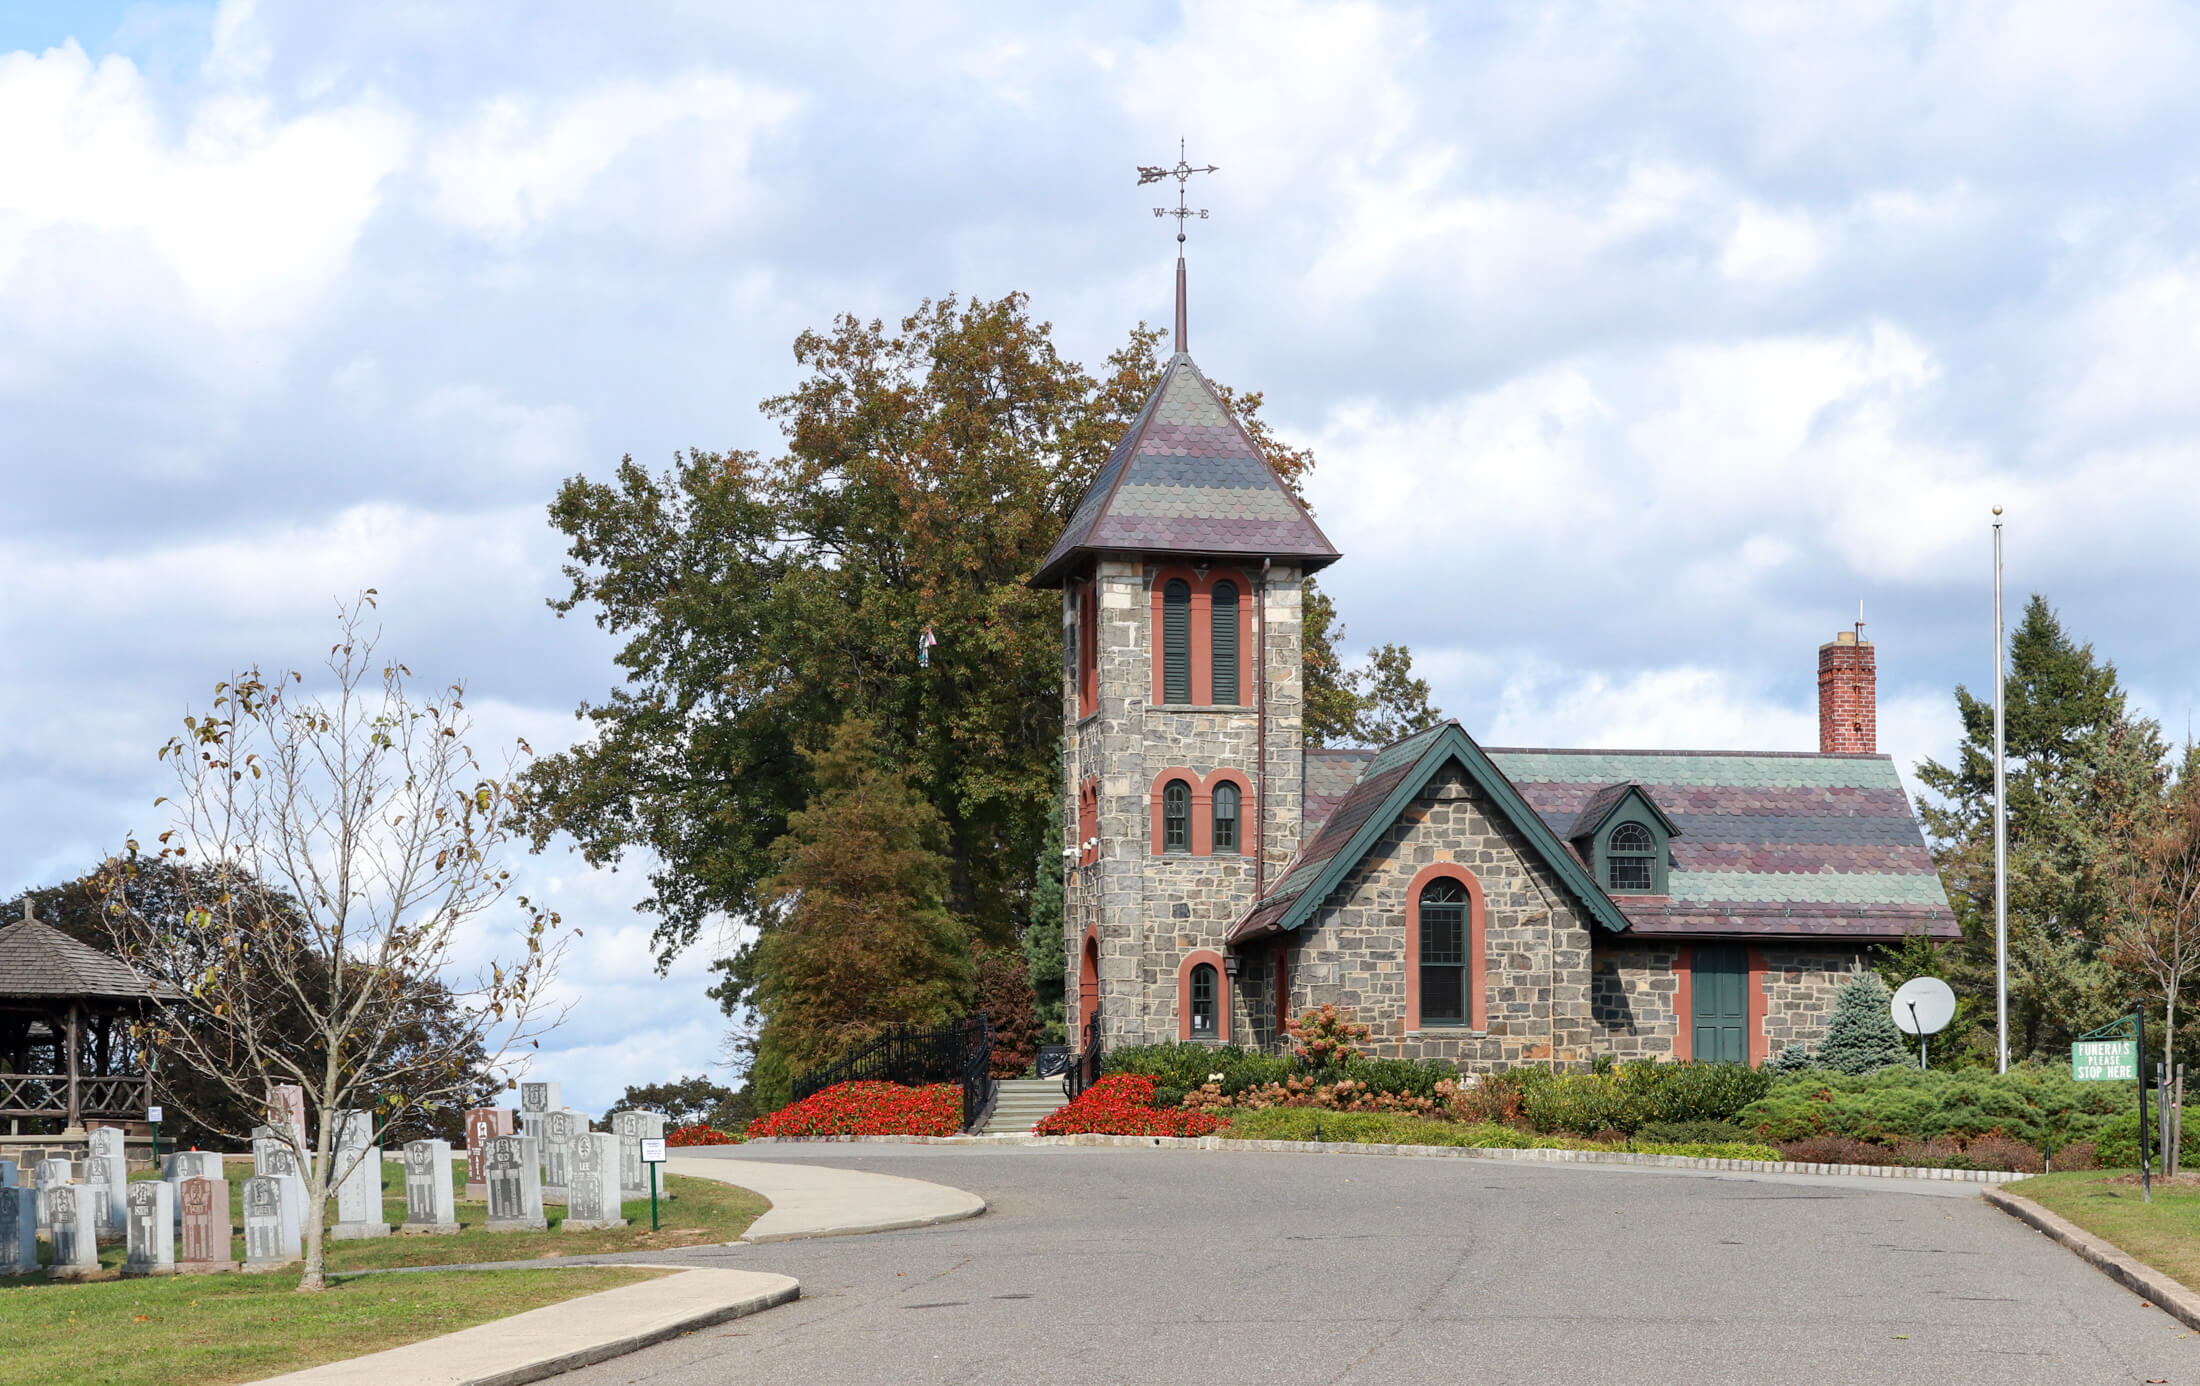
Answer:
[1891, 977, 1956, 1036]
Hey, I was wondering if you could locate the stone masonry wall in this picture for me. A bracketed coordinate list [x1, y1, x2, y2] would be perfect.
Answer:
[1595, 941, 1867, 1060]
[1285, 762, 1597, 1070]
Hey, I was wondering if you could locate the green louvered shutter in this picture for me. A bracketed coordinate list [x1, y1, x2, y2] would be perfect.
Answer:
[1211, 582, 1239, 705]
[1162, 580, 1191, 703]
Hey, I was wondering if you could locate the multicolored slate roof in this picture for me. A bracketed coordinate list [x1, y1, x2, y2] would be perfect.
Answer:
[1287, 739, 1956, 941]
[1030, 353, 1339, 587]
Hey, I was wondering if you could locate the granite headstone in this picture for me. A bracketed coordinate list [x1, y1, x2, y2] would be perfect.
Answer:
[518, 1081, 560, 1158]
[400, 1139, 459, 1234]
[561, 1131, 626, 1230]
[178, 1175, 235, 1273]
[612, 1110, 668, 1200]
[123, 1181, 175, 1276]
[242, 1174, 301, 1271]
[541, 1108, 584, 1204]
[465, 1107, 515, 1199]
[33, 1158, 71, 1234]
[484, 1134, 546, 1231]
[45, 1184, 100, 1278]
[87, 1128, 129, 1236]
[268, 1083, 310, 1150]
[0, 1186, 34, 1274]
[330, 1110, 389, 1240]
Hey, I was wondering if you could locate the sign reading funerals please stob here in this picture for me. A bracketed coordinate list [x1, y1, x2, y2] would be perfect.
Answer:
[2073, 1039, 2138, 1081]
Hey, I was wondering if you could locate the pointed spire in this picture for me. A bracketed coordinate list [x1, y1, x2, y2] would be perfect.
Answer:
[1175, 255, 1188, 355]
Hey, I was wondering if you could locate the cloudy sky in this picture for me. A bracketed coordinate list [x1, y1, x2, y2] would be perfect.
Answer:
[6, 1, 2198, 1114]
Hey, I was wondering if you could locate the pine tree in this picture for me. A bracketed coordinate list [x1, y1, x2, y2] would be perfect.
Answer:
[751, 716, 975, 1070]
[1816, 975, 1912, 1075]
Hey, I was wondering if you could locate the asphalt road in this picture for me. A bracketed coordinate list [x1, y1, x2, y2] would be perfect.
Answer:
[548, 1145, 2197, 1386]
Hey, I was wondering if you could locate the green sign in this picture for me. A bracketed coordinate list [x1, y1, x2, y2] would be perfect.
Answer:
[2073, 1039, 2138, 1081]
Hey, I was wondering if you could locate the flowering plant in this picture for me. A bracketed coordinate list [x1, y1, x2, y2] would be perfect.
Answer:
[1284, 1004, 1372, 1066]
[667, 1123, 742, 1146]
[745, 1081, 963, 1139]
[1032, 1073, 1225, 1137]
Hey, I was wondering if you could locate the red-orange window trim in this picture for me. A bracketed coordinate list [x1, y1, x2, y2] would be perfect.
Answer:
[1404, 862, 1486, 1031]
[1077, 775, 1100, 866]
[1148, 768, 1255, 858]
[1177, 949, 1230, 1043]
[1077, 926, 1101, 1035]
[1076, 581, 1099, 718]
[1670, 945, 1769, 1063]
[1149, 565, 1253, 707]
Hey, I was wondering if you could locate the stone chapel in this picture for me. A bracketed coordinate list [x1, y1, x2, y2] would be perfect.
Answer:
[1033, 259, 1958, 1071]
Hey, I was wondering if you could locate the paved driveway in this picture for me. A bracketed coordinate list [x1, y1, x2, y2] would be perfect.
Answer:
[550, 1145, 2196, 1385]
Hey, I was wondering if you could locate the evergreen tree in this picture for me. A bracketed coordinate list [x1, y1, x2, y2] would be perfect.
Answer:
[751, 716, 975, 1070]
[1914, 595, 2167, 1062]
[1816, 975, 1912, 1075]
[1023, 803, 1067, 1044]
[976, 947, 1044, 1077]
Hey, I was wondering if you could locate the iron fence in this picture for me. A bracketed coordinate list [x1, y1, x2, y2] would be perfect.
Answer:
[790, 1014, 996, 1133]
[1065, 1007, 1103, 1100]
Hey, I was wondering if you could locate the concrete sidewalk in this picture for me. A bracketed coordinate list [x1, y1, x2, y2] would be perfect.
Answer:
[669, 1153, 988, 1241]
[251, 1265, 798, 1386]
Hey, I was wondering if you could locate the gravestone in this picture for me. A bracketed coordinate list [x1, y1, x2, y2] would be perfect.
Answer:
[484, 1134, 546, 1231]
[242, 1174, 301, 1271]
[45, 1185, 100, 1278]
[251, 1126, 301, 1179]
[0, 1186, 35, 1273]
[87, 1127, 128, 1235]
[330, 1110, 389, 1240]
[178, 1176, 235, 1273]
[465, 1107, 515, 1200]
[518, 1081, 560, 1158]
[541, 1108, 584, 1205]
[0, 1158, 15, 1190]
[612, 1110, 668, 1200]
[123, 1181, 175, 1276]
[34, 1158, 71, 1234]
[562, 1131, 627, 1231]
[268, 1083, 310, 1151]
[165, 1151, 226, 1233]
[84, 1153, 123, 1240]
[400, 1139, 459, 1234]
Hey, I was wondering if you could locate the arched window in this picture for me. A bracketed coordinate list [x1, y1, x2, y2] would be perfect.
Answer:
[1418, 878, 1468, 1025]
[1161, 580, 1192, 703]
[1210, 581, 1239, 705]
[1188, 962, 1219, 1039]
[1607, 822, 1656, 893]
[1162, 779, 1191, 853]
[1211, 781, 1240, 855]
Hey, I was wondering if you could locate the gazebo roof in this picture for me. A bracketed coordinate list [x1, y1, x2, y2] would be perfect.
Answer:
[0, 908, 181, 1002]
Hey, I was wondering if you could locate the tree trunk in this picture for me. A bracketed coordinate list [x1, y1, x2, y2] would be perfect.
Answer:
[298, 1143, 330, 1292]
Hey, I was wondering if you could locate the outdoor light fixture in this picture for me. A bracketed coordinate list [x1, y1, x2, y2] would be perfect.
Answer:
[1223, 953, 1241, 980]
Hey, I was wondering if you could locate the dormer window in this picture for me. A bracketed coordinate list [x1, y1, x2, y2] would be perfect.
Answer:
[1606, 823, 1656, 893]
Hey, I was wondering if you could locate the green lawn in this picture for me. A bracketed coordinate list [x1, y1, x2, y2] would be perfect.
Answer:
[2004, 1171, 2200, 1295]
[1218, 1107, 1781, 1160]
[0, 1265, 659, 1386]
[115, 1155, 767, 1270]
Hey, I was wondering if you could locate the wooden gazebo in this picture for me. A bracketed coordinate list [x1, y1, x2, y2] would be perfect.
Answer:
[0, 900, 177, 1137]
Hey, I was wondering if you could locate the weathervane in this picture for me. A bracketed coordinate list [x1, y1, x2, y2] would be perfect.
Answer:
[1137, 139, 1217, 354]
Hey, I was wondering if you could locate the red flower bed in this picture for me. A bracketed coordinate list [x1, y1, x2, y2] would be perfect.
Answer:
[1032, 1073, 1225, 1138]
[745, 1081, 963, 1139]
[667, 1123, 740, 1146]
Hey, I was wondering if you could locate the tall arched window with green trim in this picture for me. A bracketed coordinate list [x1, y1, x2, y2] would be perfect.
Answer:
[1419, 878, 1467, 1025]
[1212, 781, 1240, 855]
[1161, 579, 1191, 703]
[1210, 581, 1239, 704]
[1189, 962, 1219, 1038]
[1162, 778, 1191, 853]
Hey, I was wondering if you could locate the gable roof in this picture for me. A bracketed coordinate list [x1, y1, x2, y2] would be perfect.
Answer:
[1277, 743, 1959, 941]
[1030, 353, 1340, 587]
[1232, 722, 1633, 944]
[0, 914, 180, 1001]
[1565, 781, 1680, 843]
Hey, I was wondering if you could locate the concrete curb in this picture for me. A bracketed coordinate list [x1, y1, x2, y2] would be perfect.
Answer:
[667, 1155, 987, 1242]
[248, 1264, 798, 1386]
[1984, 1187, 2200, 1331]
[743, 1132, 2027, 1184]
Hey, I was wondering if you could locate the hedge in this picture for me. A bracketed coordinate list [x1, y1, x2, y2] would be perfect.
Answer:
[1734, 1065, 2134, 1149]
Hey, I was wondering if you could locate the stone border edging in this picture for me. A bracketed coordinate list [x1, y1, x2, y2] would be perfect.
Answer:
[742, 1131, 2025, 1183]
[1984, 1187, 2200, 1331]
[248, 1265, 798, 1386]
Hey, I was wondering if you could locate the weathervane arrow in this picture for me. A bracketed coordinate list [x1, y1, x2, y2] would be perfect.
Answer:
[1137, 139, 1217, 355]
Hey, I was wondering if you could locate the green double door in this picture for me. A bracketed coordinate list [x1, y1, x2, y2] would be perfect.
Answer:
[1692, 947, 1748, 1064]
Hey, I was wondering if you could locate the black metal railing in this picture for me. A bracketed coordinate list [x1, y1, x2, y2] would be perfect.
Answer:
[790, 1014, 996, 1133]
[1065, 1007, 1103, 1100]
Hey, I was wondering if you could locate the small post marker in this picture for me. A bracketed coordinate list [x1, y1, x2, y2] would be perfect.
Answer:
[149, 1106, 163, 1170]
[640, 1137, 666, 1231]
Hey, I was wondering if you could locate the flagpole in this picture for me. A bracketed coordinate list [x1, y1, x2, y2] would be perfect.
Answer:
[1993, 506, 2009, 1074]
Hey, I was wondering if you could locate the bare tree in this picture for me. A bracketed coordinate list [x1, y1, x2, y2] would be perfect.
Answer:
[2104, 769, 2200, 1078]
[105, 595, 567, 1291]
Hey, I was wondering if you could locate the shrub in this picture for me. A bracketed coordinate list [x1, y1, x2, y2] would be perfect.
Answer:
[2092, 1111, 2200, 1170]
[1770, 1042, 1815, 1074]
[1816, 975, 1911, 1075]
[1286, 1004, 1372, 1066]
[1776, 1135, 1902, 1165]
[666, 1123, 741, 1146]
[744, 1081, 963, 1138]
[2052, 1141, 2099, 1171]
[1736, 1065, 2131, 1148]
[1034, 1074, 1223, 1137]
[1217, 1107, 1781, 1161]
[1106, 1043, 1296, 1094]
[1512, 1061, 1772, 1135]
[1636, 1119, 1753, 1146]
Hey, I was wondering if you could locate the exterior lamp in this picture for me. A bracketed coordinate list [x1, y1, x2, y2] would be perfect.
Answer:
[1223, 953, 1241, 981]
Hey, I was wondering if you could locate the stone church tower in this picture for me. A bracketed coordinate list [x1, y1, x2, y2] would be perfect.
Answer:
[1031, 262, 1339, 1050]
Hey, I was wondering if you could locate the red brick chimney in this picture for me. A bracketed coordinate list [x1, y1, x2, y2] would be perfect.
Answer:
[1818, 630, 1876, 754]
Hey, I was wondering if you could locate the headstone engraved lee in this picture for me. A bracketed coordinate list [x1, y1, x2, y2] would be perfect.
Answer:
[123, 1180, 176, 1276]
[400, 1139, 459, 1234]
[87, 1127, 129, 1236]
[46, 1184, 100, 1278]
[541, 1109, 584, 1205]
[34, 1158, 70, 1234]
[330, 1110, 389, 1240]
[242, 1174, 301, 1271]
[179, 1176, 235, 1273]
[612, 1110, 668, 1200]
[562, 1131, 627, 1230]
[465, 1107, 515, 1200]
[484, 1134, 546, 1231]
[0, 1186, 35, 1274]
[518, 1081, 560, 1157]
